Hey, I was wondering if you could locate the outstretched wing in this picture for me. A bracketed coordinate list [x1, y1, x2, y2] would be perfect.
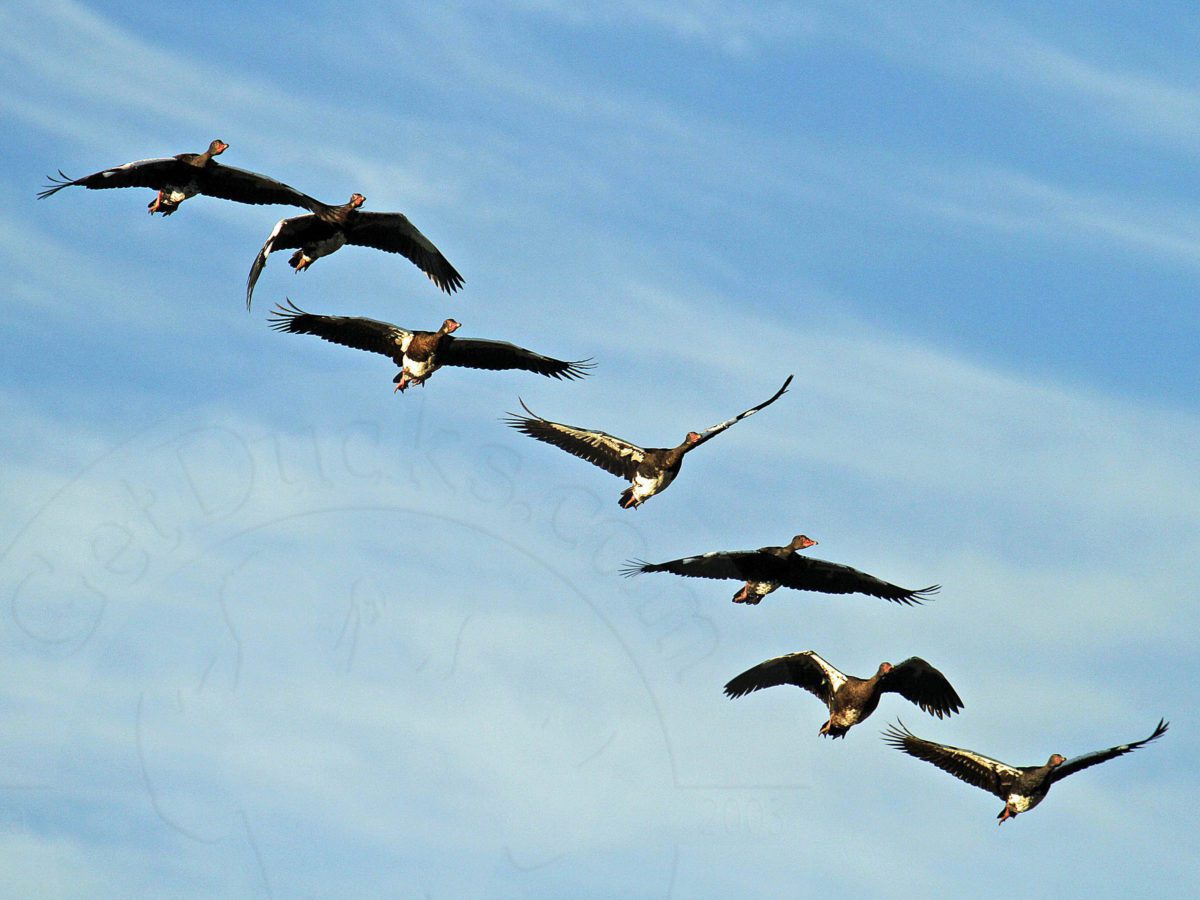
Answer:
[439, 337, 594, 380]
[879, 658, 964, 719]
[619, 550, 780, 582]
[266, 300, 412, 358]
[689, 374, 793, 449]
[724, 650, 846, 704]
[1050, 719, 1169, 784]
[199, 162, 323, 210]
[246, 216, 312, 309]
[38, 157, 179, 199]
[780, 555, 939, 605]
[882, 721, 1019, 800]
[345, 212, 464, 293]
[504, 400, 644, 479]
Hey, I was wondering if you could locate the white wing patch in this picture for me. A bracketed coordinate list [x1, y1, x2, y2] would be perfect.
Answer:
[262, 217, 287, 255]
[955, 748, 1023, 780]
[247, 216, 294, 308]
[553, 425, 644, 460]
[800, 651, 848, 693]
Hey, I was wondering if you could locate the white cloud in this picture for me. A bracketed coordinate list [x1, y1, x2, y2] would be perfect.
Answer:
[511, 0, 819, 56]
[844, 0, 1200, 151]
[906, 164, 1200, 266]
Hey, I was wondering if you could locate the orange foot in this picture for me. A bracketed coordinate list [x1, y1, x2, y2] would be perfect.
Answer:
[733, 585, 761, 604]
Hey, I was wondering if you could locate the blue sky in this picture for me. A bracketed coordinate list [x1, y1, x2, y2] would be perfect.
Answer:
[2, 1, 1196, 896]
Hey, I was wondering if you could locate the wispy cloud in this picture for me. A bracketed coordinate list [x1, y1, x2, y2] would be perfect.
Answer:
[0, 322, 1192, 894]
[511, 0, 819, 56]
[10, 0, 1199, 284]
[843, 0, 1200, 152]
[903, 164, 1200, 265]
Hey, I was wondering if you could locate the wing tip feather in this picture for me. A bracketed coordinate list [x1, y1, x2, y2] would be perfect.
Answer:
[618, 559, 648, 578]
[723, 680, 753, 700]
[891, 584, 940, 606]
[37, 170, 75, 199]
[266, 298, 308, 332]
[554, 358, 597, 381]
[881, 719, 916, 749]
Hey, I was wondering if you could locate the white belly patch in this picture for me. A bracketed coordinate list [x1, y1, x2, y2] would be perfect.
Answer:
[1008, 794, 1035, 813]
[747, 580, 780, 598]
[404, 356, 436, 379]
[831, 708, 862, 728]
[631, 470, 669, 503]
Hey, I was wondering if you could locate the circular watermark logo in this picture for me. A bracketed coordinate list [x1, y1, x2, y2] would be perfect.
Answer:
[2, 381, 805, 895]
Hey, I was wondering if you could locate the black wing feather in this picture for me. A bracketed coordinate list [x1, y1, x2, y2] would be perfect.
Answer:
[878, 658, 964, 719]
[197, 162, 323, 210]
[619, 551, 781, 582]
[780, 555, 939, 605]
[1050, 719, 1169, 784]
[723, 651, 840, 704]
[439, 337, 594, 379]
[504, 400, 644, 479]
[689, 374, 793, 449]
[345, 212, 464, 293]
[883, 721, 1018, 800]
[38, 158, 179, 198]
[267, 300, 409, 358]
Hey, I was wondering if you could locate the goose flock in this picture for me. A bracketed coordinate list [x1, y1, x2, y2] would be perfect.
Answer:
[40, 139, 1169, 826]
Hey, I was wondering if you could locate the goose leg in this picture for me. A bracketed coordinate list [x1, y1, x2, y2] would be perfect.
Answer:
[733, 584, 760, 604]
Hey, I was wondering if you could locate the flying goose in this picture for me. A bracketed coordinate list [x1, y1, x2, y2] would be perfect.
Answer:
[883, 719, 1169, 823]
[505, 375, 793, 508]
[268, 301, 593, 391]
[725, 651, 963, 738]
[38, 140, 322, 217]
[621, 534, 938, 605]
[246, 193, 463, 308]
